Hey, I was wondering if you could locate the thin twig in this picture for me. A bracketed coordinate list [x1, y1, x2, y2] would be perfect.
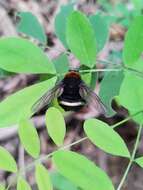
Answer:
[117, 124, 142, 190]
[24, 137, 88, 172]
[112, 110, 143, 129]
[7, 137, 88, 188]
[79, 68, 123, 73]
[18, 145, 25, 177]
[124, 65, 143, 78]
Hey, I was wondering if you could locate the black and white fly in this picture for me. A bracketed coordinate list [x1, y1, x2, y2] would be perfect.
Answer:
[32, 70, 106, 114]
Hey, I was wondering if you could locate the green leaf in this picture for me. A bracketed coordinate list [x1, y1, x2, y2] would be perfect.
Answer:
[35, 164, 53, 190]
[84, 119, 130, 158]
[134, 157, 143, 168]
[0, 184, 5, 190]
[51, 172, 79, 190]
[131, 0, 143, 11]
[89, 13, 109, 52]
[80, 65, 97, 89]
[0, 77, 57, 128]
[18, 119, 40, 158]
[52, 99, 65, 114]
[81, 72, 92, 86]
[55, 3, 74, 48]
[0, 146, 17, 172]
[90, 72, 97, 89]
[99, 71, 124, 117]
[17, 12, 47, 44]
[123, 16, 143, 67]
[0, 69, 11, 79]
[45, 107, 66, 146]
[17, 177, 32, 190]
[53, 150, 115, 190]
[118, 60, 143, 124]
[66, 11, 97, 68]
[53, 54, 69, 79]
[0, 37, 55, 74]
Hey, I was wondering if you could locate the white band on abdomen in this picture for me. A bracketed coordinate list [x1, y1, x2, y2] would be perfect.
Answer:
[60, 101, 84, 107]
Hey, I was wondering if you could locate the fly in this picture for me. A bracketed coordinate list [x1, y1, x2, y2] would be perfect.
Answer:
[32, 70, 106, 114]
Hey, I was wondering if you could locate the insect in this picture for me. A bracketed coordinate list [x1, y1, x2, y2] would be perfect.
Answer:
[32, 70, 106, 114]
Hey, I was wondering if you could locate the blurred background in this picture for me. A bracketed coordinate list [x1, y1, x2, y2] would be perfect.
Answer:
[0, 0, 143, 189]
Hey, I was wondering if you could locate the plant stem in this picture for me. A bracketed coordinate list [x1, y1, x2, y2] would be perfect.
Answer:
[42, 44, 143, 78]
[117, 124, 142, 190]
[6, 137, 88, 189]
[124, 66, 143, 78]
[57, 67, 123, 77]
[78, 65, 143, 78]
[112, 110, 143, 129]
[96, 59, 114, 65]
[79, 68, 122, 73]
[25, 137, 88, 172]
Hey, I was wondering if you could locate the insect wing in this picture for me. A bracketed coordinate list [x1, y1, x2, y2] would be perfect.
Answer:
[32, 82, 63, 114]
[79, 83, 106, 115]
